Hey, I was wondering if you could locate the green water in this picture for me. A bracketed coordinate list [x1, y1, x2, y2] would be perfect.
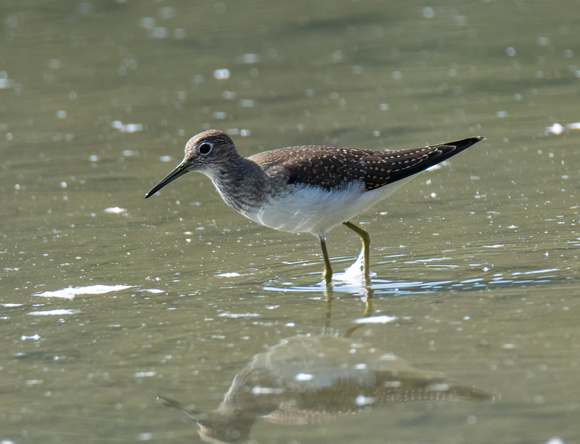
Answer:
[1, 1, 579, 443]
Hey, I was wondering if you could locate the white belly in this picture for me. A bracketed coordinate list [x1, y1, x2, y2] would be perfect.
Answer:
[242, 178, 413, 236]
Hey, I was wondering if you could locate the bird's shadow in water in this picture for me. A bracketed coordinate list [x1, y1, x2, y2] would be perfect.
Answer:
[157, 290, 497, 443]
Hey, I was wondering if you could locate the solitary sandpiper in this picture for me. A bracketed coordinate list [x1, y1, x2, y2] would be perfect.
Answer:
[146, 130, 483, 284]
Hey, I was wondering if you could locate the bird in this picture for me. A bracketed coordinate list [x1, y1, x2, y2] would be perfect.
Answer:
[145, 130, 483, 284]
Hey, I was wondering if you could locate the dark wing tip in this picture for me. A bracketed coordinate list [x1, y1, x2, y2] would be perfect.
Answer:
[362, 135, 484, 191]
[469, 135, 485, 144]
[451, 135, 484, 147]
[436, 136, 484, 154]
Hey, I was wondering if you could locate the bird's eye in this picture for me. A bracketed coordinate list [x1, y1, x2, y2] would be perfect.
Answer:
[198, 142, 212, 155]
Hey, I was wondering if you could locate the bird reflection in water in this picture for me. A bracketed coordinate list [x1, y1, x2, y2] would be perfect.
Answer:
[158, 332, 496, 443]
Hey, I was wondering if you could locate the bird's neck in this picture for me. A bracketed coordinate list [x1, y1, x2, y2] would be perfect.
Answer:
[207, 157, 269, 215]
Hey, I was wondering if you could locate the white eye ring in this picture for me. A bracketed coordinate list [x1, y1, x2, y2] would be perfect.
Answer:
[198, 142, 212, 155]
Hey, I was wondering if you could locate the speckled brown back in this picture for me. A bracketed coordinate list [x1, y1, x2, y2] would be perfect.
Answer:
[249, 137, 483, 192]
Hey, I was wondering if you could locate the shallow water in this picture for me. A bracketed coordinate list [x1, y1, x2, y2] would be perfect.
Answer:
[1, 1, 580, 443]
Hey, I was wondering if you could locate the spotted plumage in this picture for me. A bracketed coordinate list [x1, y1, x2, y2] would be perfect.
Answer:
[249, 139, 478, 192]
[146, 130, 484, 283]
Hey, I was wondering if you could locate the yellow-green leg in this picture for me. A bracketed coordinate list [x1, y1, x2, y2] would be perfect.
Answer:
[343, 221, 371, 284]
[319, 235, 333, 285]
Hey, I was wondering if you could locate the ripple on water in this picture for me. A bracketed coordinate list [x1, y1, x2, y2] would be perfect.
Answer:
[263, 267, 560, 297]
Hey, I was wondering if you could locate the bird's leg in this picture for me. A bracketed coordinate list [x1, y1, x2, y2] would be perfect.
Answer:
[319, 235, 333, 285]
[343, 221, 371, 285]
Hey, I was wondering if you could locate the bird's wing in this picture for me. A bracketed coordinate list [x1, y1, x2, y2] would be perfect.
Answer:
[249, 137, 483, 192]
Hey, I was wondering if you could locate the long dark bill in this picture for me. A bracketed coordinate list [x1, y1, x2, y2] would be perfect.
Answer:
[145, 161, 189, 198]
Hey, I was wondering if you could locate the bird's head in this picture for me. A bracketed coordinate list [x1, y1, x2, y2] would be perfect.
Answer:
[145, 129, 237, 198]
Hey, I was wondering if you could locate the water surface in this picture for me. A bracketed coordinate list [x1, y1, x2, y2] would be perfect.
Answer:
[1, 1, 579, 443]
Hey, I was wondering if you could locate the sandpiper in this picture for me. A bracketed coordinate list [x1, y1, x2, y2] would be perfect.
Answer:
[146, 130, 483, 284]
